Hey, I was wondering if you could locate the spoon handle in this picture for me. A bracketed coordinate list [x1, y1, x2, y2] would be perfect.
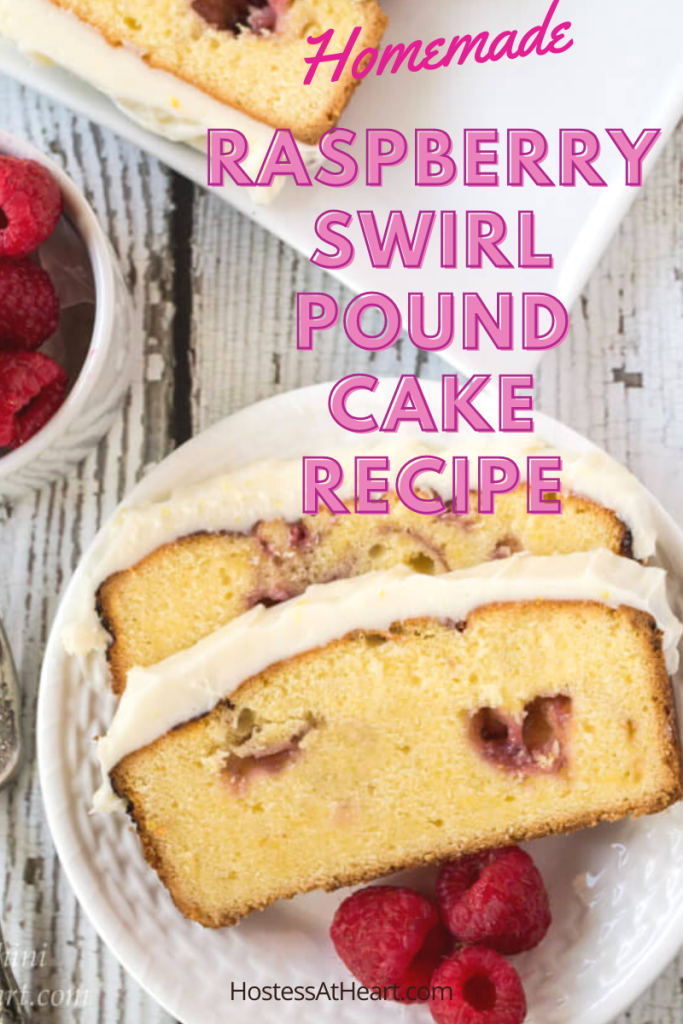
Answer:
[0, 618, 21, 789]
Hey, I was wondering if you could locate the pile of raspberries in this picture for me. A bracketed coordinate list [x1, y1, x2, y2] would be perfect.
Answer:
[331, 845, 552, 1024]
[0, 155, 67, 450]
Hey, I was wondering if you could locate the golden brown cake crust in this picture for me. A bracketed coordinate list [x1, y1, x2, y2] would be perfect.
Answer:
[98, 487, 633, 695]
[115, 773, 682, 929]
[111, 601, 683, 929]
[44, 0, 388, 144]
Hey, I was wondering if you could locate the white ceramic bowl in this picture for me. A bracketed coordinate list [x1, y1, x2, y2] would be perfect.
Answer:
[38, 379, 683, 1024]
[0, 130, 131, 502]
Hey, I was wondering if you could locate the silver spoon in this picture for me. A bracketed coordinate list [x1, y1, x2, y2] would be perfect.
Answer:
[0, 617, 22, 788]
[0, 617, 26, 1023]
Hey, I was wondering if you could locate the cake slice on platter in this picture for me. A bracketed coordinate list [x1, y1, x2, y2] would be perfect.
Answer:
[96, 551, 683, 928]
[0, 0, 387, 184]
[80, 442, 657, 695]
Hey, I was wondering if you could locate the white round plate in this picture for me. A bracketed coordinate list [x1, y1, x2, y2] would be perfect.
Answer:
[38, 379, 683, 1024]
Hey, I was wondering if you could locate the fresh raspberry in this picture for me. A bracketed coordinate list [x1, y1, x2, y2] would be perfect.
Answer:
[0, 156, 63, 258]
[330, 885, 441, 990]
[0, 351, 67, 448]
[392, 922, 453, 1003]
[0, 258, 60, 350]
[436, 847, 551, 955]
[429, 947, 527, 1024]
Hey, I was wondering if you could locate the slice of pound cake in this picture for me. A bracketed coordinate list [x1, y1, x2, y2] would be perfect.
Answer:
[0, 0, 387, 147]
[97, 552, 683, 928]
[86, 442, 655, 695]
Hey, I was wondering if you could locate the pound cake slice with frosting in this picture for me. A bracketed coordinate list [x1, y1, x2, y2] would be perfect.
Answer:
[97, 551, 683, 928]
[0, 0, 387, 153]
[84, 442, 656, 695]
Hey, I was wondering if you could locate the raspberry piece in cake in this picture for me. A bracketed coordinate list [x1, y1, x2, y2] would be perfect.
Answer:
[470, 695, 572, 775]
[192, 0, 258, 30]
[0, 257, 60, 350]
[429, 946, 527, 1024]
[436, 847, 551, 955]
[330, 885, 441, 989]
[0, 156, 62, 258]
[191, 0, 288, 32]
[0, 352, 68, 448]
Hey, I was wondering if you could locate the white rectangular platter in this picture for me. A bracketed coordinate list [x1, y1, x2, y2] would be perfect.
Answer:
[2, 0, 683, 377]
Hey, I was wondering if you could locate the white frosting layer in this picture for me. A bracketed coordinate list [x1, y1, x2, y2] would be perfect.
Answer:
[63, 438, 658, 656]
[94, 549, 682, 810]
[0, 0, 322, 203]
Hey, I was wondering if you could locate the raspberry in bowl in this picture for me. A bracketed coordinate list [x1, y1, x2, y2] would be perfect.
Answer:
[0, 131, 131, 502]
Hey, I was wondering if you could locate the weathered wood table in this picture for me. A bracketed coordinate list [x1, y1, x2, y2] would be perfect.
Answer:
[0, 77, 681, 1022]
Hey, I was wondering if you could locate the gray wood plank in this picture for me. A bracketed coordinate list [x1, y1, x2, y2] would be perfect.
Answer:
[0, 80, 176, 1022]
